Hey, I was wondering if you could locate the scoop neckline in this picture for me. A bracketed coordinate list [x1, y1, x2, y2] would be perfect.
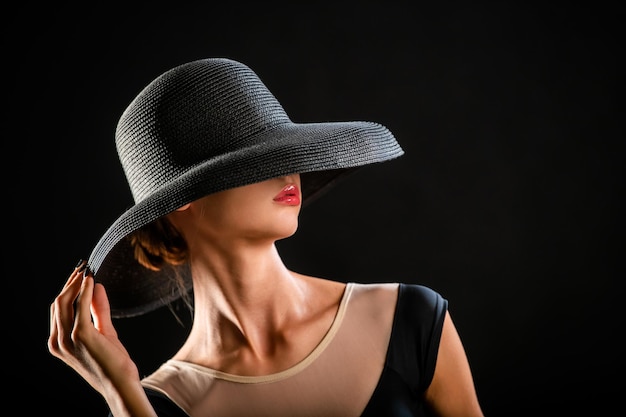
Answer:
[165, 282, 355, 384]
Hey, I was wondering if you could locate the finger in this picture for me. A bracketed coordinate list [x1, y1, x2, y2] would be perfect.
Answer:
[62, 260, 87, 290]
[48, 302, 59, 354]
[54, 270, 84, 352]
[57, 269, 83, 308]
[49, 301, 56, 335]
[60, 268, 79, 291]
[91, 283, 114, 335]
[74, 268, 95, 328]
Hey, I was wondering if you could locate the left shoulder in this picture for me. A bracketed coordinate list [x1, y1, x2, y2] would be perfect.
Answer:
[348, 282, 400, 306]
[342, 282, 399, 325]
[348, 281, 446, 304]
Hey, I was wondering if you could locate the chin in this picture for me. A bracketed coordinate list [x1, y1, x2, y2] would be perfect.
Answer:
[276, 220, 299, 240]
[282, 223, 299, 238]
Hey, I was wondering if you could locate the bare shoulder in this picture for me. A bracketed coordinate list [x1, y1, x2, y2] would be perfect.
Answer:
[296, 274, 347, 301]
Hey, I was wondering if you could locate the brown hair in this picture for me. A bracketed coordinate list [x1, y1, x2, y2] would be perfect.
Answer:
[129, 217, 193, 317]
[129, 217, 188, 270]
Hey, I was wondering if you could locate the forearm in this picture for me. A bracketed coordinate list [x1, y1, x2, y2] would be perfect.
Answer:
[101, 377, 157, 417]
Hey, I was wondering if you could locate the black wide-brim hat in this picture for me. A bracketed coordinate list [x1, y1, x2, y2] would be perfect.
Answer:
[87, 58, 404, 318]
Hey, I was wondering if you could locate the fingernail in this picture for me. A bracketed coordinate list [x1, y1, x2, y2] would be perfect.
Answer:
[83, 266, 91, 279]
[75, 259, 85, 269]
[77, 262, 88, 273]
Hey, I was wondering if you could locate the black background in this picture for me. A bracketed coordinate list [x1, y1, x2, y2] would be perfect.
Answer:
[8, 3, 623, 416]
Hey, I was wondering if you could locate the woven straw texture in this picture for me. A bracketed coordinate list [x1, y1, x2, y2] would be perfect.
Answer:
[87, 58, 404, 317]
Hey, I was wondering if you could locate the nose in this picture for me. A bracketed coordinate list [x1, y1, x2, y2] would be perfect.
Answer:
[279, 173, 301, 186]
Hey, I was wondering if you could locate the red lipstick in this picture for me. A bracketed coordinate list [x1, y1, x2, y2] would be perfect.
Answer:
[273, 184, 301, 206]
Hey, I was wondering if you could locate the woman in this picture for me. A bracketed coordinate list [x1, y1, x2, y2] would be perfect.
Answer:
[48, 58, 484, 416]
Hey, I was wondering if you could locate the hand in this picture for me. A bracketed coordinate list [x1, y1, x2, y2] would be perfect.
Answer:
[48, 262, 141, 394]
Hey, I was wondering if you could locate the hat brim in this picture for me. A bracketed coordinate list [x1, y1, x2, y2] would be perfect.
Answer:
[88, 120, 404, 317]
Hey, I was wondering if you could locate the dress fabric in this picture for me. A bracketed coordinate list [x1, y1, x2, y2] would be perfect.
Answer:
[107, 282, 447, 417]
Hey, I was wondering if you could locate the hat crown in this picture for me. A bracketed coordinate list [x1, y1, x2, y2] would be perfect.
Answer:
[116, 58, 289, 203]
[90, 57, 404, 317]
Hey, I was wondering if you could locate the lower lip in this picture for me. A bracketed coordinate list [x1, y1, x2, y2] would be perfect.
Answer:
[273, 195, 301, 206]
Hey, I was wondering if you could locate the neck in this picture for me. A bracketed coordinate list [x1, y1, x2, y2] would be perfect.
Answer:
[182, 241, 310, 359]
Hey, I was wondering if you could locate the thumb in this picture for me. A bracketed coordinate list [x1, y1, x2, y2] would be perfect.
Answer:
[90, 283, 116, 335]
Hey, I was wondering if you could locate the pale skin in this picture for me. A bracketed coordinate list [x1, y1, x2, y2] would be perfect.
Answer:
[48, 173, 484, 417]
